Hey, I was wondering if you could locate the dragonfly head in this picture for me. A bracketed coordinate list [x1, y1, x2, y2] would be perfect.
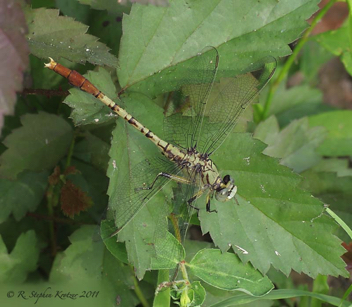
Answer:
[215, 175, 237, 202]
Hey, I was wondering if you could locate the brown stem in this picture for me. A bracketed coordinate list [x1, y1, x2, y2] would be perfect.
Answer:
[21, 88, 69, 97]
[26, 212, 89, 226]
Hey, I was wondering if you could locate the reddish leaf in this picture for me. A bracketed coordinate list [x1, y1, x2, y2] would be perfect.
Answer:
[342, 242, 352, 271]
[60, 180, 93, 218]
[48, 166, 61, 185]
[118, 0, 168, 6]
[63, 165, 79, 176]
[0, 1, 29, 135]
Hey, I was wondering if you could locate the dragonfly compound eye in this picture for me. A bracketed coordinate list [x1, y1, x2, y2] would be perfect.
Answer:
[223, 175, 230, 184]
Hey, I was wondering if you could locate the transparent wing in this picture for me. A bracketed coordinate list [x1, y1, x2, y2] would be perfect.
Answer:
[168, 169, 204, 281]
[164, 47, 219, 150]
[173, 170, 200, 242]
[106, 155, 181, 235]
[198, 57, 277, 155]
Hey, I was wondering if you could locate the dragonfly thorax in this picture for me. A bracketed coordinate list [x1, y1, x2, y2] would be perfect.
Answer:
[180, 148, 237, 203]
[180, 148, 219, 183]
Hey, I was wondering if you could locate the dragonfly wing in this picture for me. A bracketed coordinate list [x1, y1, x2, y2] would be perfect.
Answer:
[173, 167, 204, 243]
[106, 155, 180, 236]
[164, 47, 219, 150]
[197, 57, 277, 155]
[166, 168, 205, 280]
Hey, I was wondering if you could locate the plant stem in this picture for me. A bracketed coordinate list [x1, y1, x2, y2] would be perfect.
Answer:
[326, 207, 352, 240]
[26, 212, 89, 225]
[65, 134, 76, 170]
[348, 0, 352, 52]
[45, 134, 76, 256]
[132, 271, 150, 307]
[153, 270, 171, 306]
[179, 261, 189, 282]
[21, 88, 69, 97]
[169, 213, 182, 243]
[46, 185, 57, 257]
[260, 0, 337, 121]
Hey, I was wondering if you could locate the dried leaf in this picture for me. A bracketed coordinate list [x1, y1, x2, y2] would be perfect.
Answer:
[61, 180, 93, 218]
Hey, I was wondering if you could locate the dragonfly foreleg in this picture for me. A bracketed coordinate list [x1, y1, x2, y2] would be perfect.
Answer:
[135, 173, 191, 192]
[187, 188, 217, 213]
[186, 187, 208, 212]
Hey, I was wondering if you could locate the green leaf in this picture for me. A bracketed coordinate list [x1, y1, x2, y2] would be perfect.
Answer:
[104, 95, 184, 278]
[88, 10, 123, 57]
[154, 270, 171, 306]
[200, 289, 351, 307]
[0, 170, 49, 224]
[254, 116, 326, 173]
[301, 168, 352, 243]
[118, 0, 319, 96]
[314, 23, 352, 75]
[309, 110, 352, 156]
[56, 0, 92, 24]
[73, 131, 110, 172]
[0, 230, 40, 283]
[187, 281, 206, 307]
[188, 249, 273, 296]
[0, 112, 73, 179]
[300, 40, 334, 83]
[63, 68, 117, 126]
[50, 226, 139, 306]
[100, 219, 129, 264]
[253, 115, 280, 143]
[78, 0, 130, 14]
[69, 159, 109, 216]
[25, 7, 118, 67]
[311, 275, 329, 307]
[101, 99, 346, 279]
[200, 133, 347, 278]
[183, 239, 213, 262]
[202, 283, 273, 307]
[311, 158, 352, 177]
[259, 82, 332, 127]
[151, 232, 185, 270]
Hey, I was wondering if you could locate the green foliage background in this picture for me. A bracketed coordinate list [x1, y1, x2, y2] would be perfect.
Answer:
[1, 0, 352, 306]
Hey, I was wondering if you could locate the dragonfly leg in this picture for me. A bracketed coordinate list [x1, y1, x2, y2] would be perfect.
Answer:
[206, 194, 217, 213]
[136, 173, 190, 192]
[187, 200, 199, 212]
[187, 188, 209, 211]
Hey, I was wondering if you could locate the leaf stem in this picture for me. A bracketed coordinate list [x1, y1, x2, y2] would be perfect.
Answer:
[132, 271, 150, 307]
[260, 0, 337, 121]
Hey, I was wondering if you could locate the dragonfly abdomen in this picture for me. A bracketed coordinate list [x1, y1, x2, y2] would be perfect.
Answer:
[45, 58, 186, 158]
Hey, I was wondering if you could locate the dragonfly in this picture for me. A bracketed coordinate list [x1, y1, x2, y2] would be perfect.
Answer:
[45, 47, 276, 247]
